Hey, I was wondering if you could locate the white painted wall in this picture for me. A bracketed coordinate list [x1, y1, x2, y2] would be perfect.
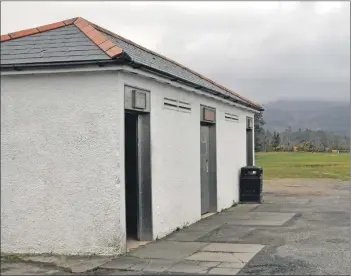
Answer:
[216, 105, 250, 211]
[1, 71, 125, 255]
[1, 67, 256, 255]
[119, 71, 255, 240]
[119, 72, 201, 239]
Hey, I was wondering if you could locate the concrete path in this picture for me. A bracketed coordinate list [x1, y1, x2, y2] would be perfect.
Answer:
[1, 179, 349, 275]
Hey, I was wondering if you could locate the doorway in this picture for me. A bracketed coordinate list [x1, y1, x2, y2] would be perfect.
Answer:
[124, 111, 153, 243]
[125, 112, 139, 239]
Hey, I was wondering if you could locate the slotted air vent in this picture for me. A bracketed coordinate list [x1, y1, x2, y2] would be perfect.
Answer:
[178, 101, 191, 112]
[225, 113, 239, 122]
[163, 97, 192, 113]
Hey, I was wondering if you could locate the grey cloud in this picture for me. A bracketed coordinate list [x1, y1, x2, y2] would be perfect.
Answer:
[1, 1, 349, 104]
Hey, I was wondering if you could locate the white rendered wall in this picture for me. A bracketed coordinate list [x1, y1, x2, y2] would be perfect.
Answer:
[215, 105, 251, 211]
[119, 72, 201, 239]
[1, 71, 125, 255]
[118, 71, 255, 240]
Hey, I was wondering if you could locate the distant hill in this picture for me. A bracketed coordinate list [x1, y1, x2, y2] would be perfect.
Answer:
[262, 100, 350, 137]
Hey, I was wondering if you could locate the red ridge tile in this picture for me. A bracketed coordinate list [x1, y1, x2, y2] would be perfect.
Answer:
[1, 18, 78, 43]
[74, 19, 89, 29]
[90, 33, 108, 45]
[98, 40, 115, 51]
[85, 29, 101, 39]
[74, 17, 84, 24]
[85, 29, 108, 45]
[1, 34, 11, 42]
[38, 22, 65, 32]
[73, 18, 122, 58]
[106, 46, 123, 58]
[9, 28, 39, 39]
[81, 24, 95, 34]
[63, 18, 77, 25]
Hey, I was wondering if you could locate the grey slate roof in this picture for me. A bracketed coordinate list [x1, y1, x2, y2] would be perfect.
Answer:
[1, 19, 260, 109]
[1, 25, 109, 65]
[104, 32, 237, 99]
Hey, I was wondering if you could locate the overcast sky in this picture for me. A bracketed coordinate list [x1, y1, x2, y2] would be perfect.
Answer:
[1, 1, 350, 104]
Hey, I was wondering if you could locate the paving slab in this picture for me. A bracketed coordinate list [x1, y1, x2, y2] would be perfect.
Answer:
[91, 269, 145, 275]
[231, 252, 258, 263]
[142, 259, 180, 272]
[128, 241, 208, 260]
[69, 257, 113, 273]
[181, 222, 222, 233]
[201, 243, 265, 253]
[198, 226, 255, 243]
[112, 258, 176, 272]
[100, 256, 146, 270]
[166, 260, 217, 274]
[164, 231, 207, 242]
[217, 213, 252, 219]
[186, 252, 244, 263]
[128, 261, 150, 271]
[218, 262, 246, 269]
[215, 212, 296, 227]
[225, 204, 259, 212]
[208, 267, 241, 275]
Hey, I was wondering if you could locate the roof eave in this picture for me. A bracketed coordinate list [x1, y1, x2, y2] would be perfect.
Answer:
[0, 57, 262, 112]
[0, 54, 130, 71]
[127, 61, 262, 111]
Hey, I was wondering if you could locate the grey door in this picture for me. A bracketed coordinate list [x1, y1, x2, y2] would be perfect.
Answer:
[137, 115, 152, 241]
[201, 124, 211, 214]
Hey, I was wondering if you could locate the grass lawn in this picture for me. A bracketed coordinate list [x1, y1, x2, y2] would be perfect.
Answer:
[255, 152, 350, 180]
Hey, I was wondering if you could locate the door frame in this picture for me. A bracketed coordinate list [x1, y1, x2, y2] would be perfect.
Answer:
[124, 85, 153, 242]
[200, 105, 217, 214]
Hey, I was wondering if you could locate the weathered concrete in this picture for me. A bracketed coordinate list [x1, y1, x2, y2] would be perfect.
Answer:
[201, 243, 264, 253]
[166, 260, 212, 274]
[0, 261, 66, 275]
[164, 231, 208, 241]
[127, 241, 208, 260]
[142, 259, 178, 272]
[186, 252, 248, 263]
[197, 226, 256, 243]
[208, 267, 241, 275]
[21, 255, 112, 273]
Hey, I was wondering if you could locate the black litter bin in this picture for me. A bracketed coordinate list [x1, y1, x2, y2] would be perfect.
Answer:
[240, 166, 263, 203]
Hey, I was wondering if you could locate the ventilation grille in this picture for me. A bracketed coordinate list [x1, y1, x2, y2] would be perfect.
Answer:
[163, 97, 192, 113]
[225, 113, 239, 122]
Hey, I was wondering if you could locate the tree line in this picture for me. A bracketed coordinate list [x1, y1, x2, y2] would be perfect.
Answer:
[254, 112, 350, 152]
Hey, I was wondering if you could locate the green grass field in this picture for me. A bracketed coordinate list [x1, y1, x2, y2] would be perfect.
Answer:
[255, 152, 350, 180]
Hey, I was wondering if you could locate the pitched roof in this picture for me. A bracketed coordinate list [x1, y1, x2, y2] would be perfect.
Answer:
[1, 17, 261, 110]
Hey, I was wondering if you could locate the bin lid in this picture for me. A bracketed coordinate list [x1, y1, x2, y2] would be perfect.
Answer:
[240, 166, 263, 176]
[242, 166, 262, 169]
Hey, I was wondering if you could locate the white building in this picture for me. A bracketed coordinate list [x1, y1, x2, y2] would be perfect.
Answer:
[1, 17, 262, 255]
